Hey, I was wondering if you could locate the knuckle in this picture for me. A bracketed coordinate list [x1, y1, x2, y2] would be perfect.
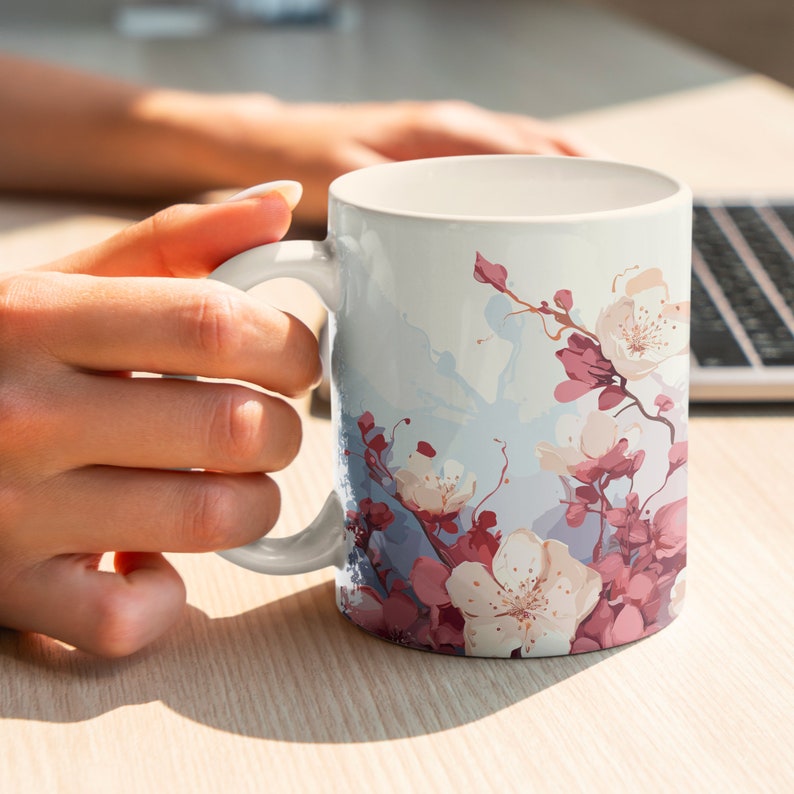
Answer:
[209, 388, 266, 470]
[89, 598, 146, 658]
[82, 557, 185, 658]
[208, 390, 302, 473]
[0, 272, 46, 345]
[267, 402, 303, 472]
[424, 99, 475, 125]
[0, 384, 55, 461]
[141, 203, 198, 274]
[187, 287, 246, 362]
[282, 318, 321, 395]
[183, 479, 242, 552]
[150, 202, 194, 228]
[181, 475, 281, 551]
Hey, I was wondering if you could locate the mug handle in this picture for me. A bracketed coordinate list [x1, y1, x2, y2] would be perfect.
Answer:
[208, 239, 346, 575]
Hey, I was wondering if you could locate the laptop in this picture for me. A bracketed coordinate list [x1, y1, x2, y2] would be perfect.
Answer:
[690, 199, 794, 402]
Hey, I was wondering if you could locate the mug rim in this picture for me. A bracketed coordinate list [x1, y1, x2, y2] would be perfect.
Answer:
[328, 154, 691, 223]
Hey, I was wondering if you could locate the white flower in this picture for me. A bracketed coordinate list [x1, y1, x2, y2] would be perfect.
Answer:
[669, 568, 686, 618]
[596, 268, 689, 380]
[394, 449, 476, 517]
[446, 529, 602, 657]
[536, 411, 639, 476]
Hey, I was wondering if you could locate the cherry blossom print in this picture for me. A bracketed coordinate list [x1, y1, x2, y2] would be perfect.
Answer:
[409, 556, 465, 651]
[340, 585, 420, 646]
[649, 496, 687, 561]
[345, 498, 397, 590]
[394, 446, 476, 524]
[554, 333, 625, 409]
[346, 498, 395, 549]
[596, 268, 690, 381]
[571, 558, 673, 652]
[336, 253, 687, 656]
[571, 494, 687, 652]
[473, 251, 509, 292]
[446, 529, 601, 657]
[473, 252, 590, 341]
[669, 569, 686, 619]
[535, 411, 641, 482]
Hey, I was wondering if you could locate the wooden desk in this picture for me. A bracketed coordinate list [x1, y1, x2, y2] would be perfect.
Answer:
[1, 130, 793, 794]
[1, 405, 791, 787]
[1, 396, 792, 792]
[0, 54, 793, 794]
[558, 73, 794, 200]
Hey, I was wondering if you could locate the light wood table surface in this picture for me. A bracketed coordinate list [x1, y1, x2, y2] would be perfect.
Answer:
[1, 75, 794, 793]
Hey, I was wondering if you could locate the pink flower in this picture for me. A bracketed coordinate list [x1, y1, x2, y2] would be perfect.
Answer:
[572, 558, 661, 651]
[554, 289, 574, 312]
[605, 492, 652, 552]
[473, 252, 509, 293]
[357, 411, 376, 437]
[573, 438, 645, 486]
[346, 498, 395, 549]
[654, 394, 675, 413]
[410, 557, 465, 651]
[572, 495, 688, 652]
[342, 585, 420, 645]
[554, 333, 624, 409]
[350, 412, 411, 486]
[650, 497, 687, 560]
[536, 411, 642, 485]
[446, 519, 501, 566]
[668, 441, 688, 473]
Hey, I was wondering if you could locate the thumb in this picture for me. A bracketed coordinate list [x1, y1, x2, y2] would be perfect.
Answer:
[47, 180, 302, 279]
[3, 552, 186, 657]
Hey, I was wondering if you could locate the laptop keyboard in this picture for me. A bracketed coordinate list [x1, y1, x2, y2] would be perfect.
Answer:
[691, 203, 794, 368]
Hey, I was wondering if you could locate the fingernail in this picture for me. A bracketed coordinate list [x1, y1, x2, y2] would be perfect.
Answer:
[225, 180, 303, 210]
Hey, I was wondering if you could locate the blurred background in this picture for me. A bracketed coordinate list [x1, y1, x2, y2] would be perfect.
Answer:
[581, 0, 794, 87]
[0, 0, 791, 90]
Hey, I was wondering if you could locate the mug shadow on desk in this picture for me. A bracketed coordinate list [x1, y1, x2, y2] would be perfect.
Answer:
[0, 581, 626, 743]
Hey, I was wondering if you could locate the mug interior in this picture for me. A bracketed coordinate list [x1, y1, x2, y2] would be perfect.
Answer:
[330, 155, 684, 220]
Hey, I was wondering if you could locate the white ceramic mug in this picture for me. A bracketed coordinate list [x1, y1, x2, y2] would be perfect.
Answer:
[214, 155, 692, 657]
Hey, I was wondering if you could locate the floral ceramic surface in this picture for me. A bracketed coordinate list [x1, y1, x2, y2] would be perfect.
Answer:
[337, 251, 689, 657]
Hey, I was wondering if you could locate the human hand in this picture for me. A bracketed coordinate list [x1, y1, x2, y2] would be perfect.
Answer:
[0, 184, 320, 657]
[0, 56, 594, 225]
[194, 96, 593, 224]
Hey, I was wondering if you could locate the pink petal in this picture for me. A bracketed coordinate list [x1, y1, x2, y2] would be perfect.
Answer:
[473, 252, 509, 292]
[598, 385, 626, 410]
[653, 497, 687, 558]
[627, 571, 657, 603]
[554, 379, 593, 403]
[554, 289, 574, 312]
[410, 556, 452, 606]
[611, 604, 645, 644]
[416, 441, 436, 458]
[382, 590, 419, 631]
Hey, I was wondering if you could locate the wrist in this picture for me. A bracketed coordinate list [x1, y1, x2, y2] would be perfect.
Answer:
[131, 89, 285, 193]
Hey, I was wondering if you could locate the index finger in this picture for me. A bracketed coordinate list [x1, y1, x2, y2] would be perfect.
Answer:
[18, 270, 321, 396]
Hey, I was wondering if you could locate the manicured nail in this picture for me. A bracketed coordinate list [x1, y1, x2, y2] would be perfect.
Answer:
[225, 180, 303, 210]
